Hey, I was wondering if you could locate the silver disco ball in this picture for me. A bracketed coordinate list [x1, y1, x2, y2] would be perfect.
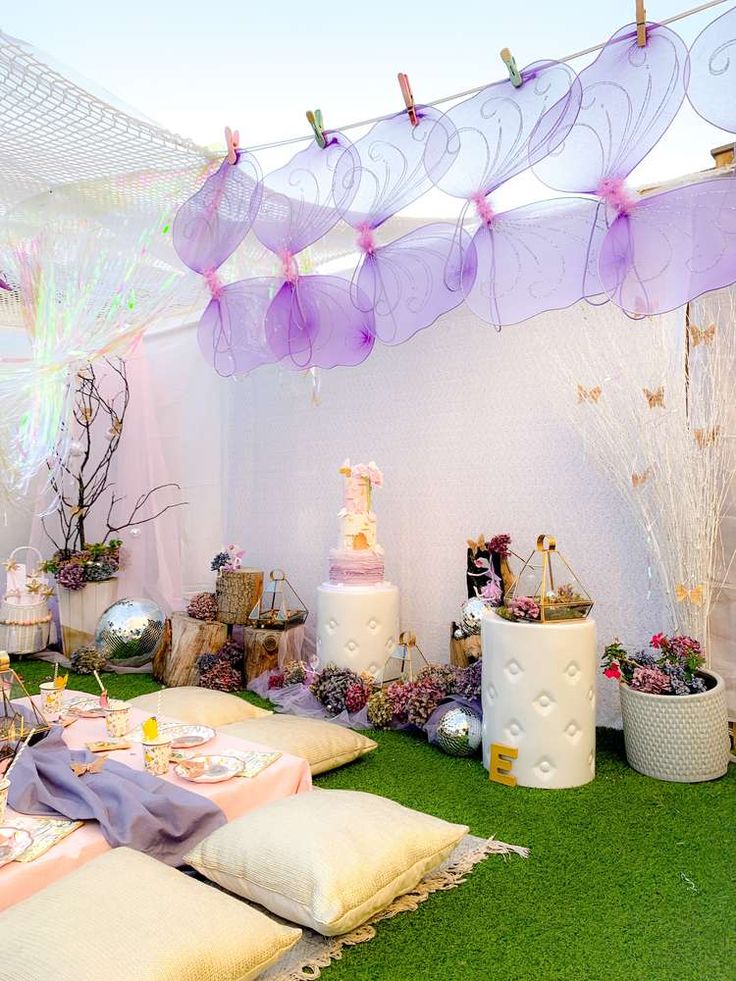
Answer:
[435, 705, 483, 757]
[460, 597, 489, 636]
[95, 598, 166, 667]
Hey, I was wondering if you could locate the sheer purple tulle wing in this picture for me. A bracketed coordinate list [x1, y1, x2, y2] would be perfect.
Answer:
[265, 276, 375, 369]
[335, 107, 457, 229]
[534, 24, 688, 192]
[465, 197, 606, 326]
[424, 61, 580, 198]
[173, 156, 262, 273]
[600, 177, 736, 316]
[355, 223, 477, 345]
[253, 136, 358, 255]
[197, 278, 280, 376]
[688, 5, 736, 132]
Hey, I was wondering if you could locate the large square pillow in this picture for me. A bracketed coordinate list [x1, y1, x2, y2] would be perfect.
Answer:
[186, 789, 468, 935]
[218, 715, 376, 774]
[1, 847, 301, 981]
[129, 686, 271, 727]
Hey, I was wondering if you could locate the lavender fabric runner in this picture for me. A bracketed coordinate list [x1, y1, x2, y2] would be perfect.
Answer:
[7, 728, 226, 865]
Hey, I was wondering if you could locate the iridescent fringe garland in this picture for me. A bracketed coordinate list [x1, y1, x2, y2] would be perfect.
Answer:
[259, 834, 529, 981]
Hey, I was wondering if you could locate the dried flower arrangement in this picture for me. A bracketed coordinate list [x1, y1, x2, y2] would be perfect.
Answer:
[41, 360, 184, 589]
[601, 633, 707, 695]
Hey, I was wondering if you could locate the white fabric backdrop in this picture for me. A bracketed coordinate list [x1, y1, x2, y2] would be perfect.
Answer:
[224, 302, 682, 727]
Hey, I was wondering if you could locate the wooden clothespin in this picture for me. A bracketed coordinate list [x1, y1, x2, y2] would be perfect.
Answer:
[306, 110, 327, 148]
[500, 48, 522, 87]
[224, 126, 240, 164]
[636, 0, 647, 47]
[397, 73, 418, 127]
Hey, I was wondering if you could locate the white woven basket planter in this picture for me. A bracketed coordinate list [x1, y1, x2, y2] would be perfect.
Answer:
[620, 670, 730, 783]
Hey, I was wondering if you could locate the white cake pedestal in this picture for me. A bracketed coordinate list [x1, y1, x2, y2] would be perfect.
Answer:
[316, 582, 399, 677]
[481, 611, 597, 789]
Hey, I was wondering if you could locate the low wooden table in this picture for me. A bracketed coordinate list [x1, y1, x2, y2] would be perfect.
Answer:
[1, 692, 312, 911]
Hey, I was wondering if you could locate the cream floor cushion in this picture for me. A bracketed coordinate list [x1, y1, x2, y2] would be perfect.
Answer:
[186, 789, 468, 936]
[129, 686, 271, 726]
[1, 847, 301, 981]
[218, 715, 376, 774]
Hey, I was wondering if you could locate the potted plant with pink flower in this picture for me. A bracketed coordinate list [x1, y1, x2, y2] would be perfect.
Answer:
[602, 633, 730, 782]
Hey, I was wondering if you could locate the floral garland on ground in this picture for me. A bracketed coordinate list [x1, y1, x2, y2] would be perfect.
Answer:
[265, 659, 482, 730]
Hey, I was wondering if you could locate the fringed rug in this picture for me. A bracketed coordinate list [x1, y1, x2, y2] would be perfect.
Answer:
[259, 835, 529, 981]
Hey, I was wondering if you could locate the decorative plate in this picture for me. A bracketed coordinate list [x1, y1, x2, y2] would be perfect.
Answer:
[174, 755, 242, 783]
[66, 695, 107, 718]
[129, 723, 216, 749]
[0, 827, 33, 867]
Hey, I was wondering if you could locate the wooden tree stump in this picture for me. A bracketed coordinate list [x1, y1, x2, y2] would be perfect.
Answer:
[158, 612, 228, 687]
[244, 630, 281, 683]
[216, 569, 264, 625]
[151, 618, 172, 683]
[449, 623, 482, 668]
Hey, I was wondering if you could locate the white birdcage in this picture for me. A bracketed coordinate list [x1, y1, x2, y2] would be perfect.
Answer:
[0, 547, 52, 655]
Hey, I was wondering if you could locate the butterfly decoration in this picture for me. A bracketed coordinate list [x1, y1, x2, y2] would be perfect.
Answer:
[631, 468, 653, 488]
[577, 384, 602, 404]
[332, 108, 478, 346]
[643, 387, 665, 409]
[694, 427, 720, 448]
[424, 59, 594, 327]
[675, 583, 704, 606]
[533, 22, 712, 319]
[688, 322, 716, 347]
[687, 4, 736, 134]
[69, 758, 106, 777]
[467, 534, 488, 557]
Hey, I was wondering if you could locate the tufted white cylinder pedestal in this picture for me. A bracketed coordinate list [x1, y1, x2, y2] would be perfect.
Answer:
[316, 583, 399, 677]
[481, 611, 597, 789]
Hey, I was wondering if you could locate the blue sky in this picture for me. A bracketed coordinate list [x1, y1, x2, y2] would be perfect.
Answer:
[2, 0, 731, 213]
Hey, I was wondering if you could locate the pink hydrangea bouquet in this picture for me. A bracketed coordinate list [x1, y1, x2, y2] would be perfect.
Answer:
[601, 633, 706, 695]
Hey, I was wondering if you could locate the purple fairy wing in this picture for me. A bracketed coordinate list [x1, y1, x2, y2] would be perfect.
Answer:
[334, 108, 457, 229]
[197, 278, 280, 376]
[355, 223, 476, 345]
[599, 177, 736, 316]
[534, 23, 689, 192]
[253, 136, 358, 255]
[465, 197, 606, 326]
[423, 61, 580, 198]
[173, 155, 262, 273]
[265, 275, 375, 369]
[688, 5, 736, 133]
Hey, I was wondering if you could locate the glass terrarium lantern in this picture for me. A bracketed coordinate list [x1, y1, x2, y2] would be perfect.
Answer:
[509, 535, 593, 623]
[377, 631, 430, 685]
[0, 650, 50, 757]
[247, 569, 308, 630]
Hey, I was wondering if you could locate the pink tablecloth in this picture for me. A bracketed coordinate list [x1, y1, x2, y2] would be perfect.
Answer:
[1, 695, 312, 911]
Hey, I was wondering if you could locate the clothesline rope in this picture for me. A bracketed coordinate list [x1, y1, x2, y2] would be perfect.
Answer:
[246, 0, 732, 152]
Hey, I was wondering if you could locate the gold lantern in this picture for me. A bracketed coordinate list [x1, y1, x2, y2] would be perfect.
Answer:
[0, 650, 50, 767]
[247, 570, 308, 630]
[506, 535, 593, 623]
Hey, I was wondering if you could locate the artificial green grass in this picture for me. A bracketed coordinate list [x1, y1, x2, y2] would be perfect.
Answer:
[11, 658, 736, 980]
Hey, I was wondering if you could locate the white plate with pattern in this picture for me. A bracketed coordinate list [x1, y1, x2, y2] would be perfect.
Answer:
[129, 723, 216, 749]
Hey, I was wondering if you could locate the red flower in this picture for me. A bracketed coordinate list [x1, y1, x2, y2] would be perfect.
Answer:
[604, 663, 621, 680]
[650, 632, 666, 649]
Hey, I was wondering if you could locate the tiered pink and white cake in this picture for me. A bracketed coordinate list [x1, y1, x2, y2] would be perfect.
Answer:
[317, 460, 399, 678]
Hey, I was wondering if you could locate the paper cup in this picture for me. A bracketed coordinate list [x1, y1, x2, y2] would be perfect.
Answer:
[39, 682, 63, 721]
[143, 737, 171, 776]
[0, 777, 9, 825]
[104, 701, 130, 738]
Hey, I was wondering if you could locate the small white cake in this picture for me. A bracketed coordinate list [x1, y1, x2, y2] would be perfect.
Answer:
[481, 610, 597, 789]
[316, 459, 399, 677]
